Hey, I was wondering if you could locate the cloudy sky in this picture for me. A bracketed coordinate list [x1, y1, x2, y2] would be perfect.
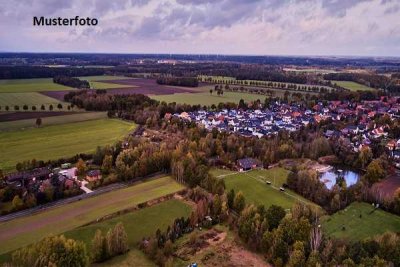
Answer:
[0, 0, 399, 56]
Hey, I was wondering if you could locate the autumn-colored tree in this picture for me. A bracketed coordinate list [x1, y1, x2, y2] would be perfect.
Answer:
[91, 229, 109, 262]
[101, 155, 113, 175]
[12, 235, 88, 267]
[76, 158, 87, 176]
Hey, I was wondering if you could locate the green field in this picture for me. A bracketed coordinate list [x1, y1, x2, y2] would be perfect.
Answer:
[322, 202, 400, 241]
[218, 168, 317, 209]
[65, 199, 191, 250]
[0, 118, 135, 171]
[0, 78, 72, 93]
[0, 176, 185, 255]
[152, 91, 269, 105]
[332, 80, 375, 92]
[0, 92, 71, 111]
[79, 75, 134, 89]
[0, 112, 108, 132]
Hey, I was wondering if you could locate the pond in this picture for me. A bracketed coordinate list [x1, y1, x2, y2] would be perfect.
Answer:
[319, 167, 361, 190]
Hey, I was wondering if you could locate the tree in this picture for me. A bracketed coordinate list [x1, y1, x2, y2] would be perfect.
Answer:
[266, 205, 286, 230]
[76, 158, 87, 176]
[41, 104, 45, 110]
[358, 147, 373, 169]
[101, 155, 113, 175]
[49, 104, 53, 111]
[12, 235, 89, 267]
[12, 195, 24, 211]
[287, 241, 306, 267]
[23, 104, 28, 111]
[363, 159, 385, 185]
[91, 230, 109, 262]
[233, 191, 246, 213]
[107, 223, 129, 256]
[57, 103, 63, 110]
[227, 189, 235, 209]
[36, 117, 42, 128]
[209, 89, 213, 95]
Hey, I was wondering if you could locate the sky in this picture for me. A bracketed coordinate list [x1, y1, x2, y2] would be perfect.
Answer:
[0, 0, 399, 57]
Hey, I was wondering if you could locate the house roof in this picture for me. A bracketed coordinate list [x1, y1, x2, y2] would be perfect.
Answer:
[237, 158, 261, 169]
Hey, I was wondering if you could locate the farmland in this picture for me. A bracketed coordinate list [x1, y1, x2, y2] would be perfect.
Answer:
[0, 118, 135, 171]
[0, 78, 72, 93]
[0, 176, 185, 255]
[65, 199, 191, 250]
[0, 92, 73, 112]
[331, 80, 375, 91]
[152, 91, 269, 105]
[215, 168, 318, 209]
[322, 202, 400, 241]
[0, 112, 107, 131]
[79, 75, 135, 89]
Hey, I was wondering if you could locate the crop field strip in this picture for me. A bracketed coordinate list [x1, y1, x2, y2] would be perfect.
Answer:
[0, 78, 73, 93]
[0, 112, 108, 132]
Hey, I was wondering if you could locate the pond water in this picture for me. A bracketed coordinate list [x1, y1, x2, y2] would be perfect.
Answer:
[319, 167, 361, 190]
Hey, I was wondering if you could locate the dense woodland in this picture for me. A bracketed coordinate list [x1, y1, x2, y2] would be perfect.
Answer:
[156, 76, 198, 87]
[325, 72, 400, 93]
[53, 75, 90, 88]
[0, 66, 104, 79]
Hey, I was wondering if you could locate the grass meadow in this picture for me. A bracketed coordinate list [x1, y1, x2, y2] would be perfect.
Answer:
[332, 80, 375, 92]
[79, 75, 135, 89]
[322, 202, 400, 241]
[0, 112, 108, 131]
[0, 118, 135, 171]
[0, 176, 186, 256]
[216, 168, 317, 210]
[0, 78, 73, 93]
[65, 199, 191, 251]
[0, 92, 72, 111]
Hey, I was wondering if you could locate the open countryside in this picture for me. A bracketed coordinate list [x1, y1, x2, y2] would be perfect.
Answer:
[0, 118, 135, 171]
[0, 176, 185, 255]
[215, 168, 319, 209]
[0, 78, 73, 93]
[332, 80, 375, 92]
[0, 112, 108, 131]
[322, 202, 400, 241]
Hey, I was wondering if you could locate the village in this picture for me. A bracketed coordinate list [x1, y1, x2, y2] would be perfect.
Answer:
[176, 96, 400, 166]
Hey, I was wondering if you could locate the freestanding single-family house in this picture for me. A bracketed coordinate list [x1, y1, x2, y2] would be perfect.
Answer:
[237, 158, 262, 172]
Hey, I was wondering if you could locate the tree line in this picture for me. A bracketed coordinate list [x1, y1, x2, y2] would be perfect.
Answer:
[156, 76, 198, 87]
[53, 75, 90, 88]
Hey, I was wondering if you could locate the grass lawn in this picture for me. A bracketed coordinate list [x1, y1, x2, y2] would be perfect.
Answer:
[65, 199, 191, 250]
[331, 81, 375, 92]
[0, 112, 108, 132]
[221, 168, 318, 210]
[151, 91, 268, 105]
[0, 78, 73, 93]
[0, 92, 71, 111]
[0, 118, 135, 171]
[322, 202, 400, 241]
[0, 176, 185, 255]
